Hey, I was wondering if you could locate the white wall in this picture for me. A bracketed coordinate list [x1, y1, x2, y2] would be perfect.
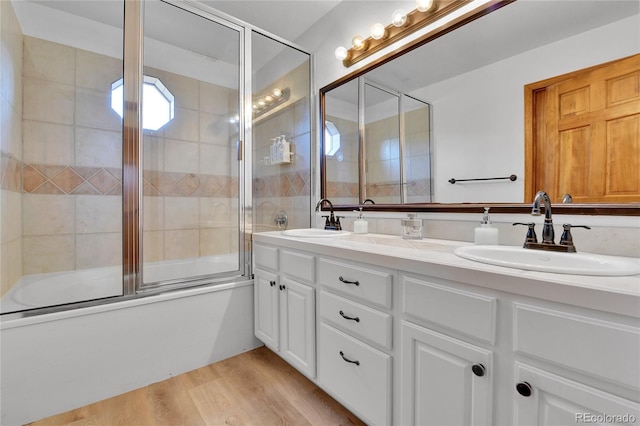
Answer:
[414, 14, 639, 202]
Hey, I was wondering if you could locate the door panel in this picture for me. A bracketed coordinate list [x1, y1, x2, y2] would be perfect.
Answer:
[527, 54, 640, 203]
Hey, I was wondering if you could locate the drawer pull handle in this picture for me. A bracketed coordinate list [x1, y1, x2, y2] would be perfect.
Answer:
[516, 382, 532, 397]
[339, 276, 360, 286]
[471, 364, 485, 377]
[339, 310, 360, 322]
[339, 351, 360, 366]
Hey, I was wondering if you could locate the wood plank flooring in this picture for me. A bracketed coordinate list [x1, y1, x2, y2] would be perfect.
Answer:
[29, 346, 366, 426]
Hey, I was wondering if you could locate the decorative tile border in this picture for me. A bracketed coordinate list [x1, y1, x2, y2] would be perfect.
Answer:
[21, 163, 310, 198]
[253, 169, 311, 198]
[23, 163, 122, 195]
[326, 178, 431, 200]
[7, 157, 309, 198]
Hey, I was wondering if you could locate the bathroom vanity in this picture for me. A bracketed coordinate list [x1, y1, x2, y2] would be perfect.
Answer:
[252, 231, 640, 426]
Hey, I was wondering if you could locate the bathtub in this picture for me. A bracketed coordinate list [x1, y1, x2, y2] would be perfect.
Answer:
[0, 254, 261, 425]
[1, 254, 239, 313]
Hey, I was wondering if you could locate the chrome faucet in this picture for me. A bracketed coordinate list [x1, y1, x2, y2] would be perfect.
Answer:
[531, 190, 555, 244]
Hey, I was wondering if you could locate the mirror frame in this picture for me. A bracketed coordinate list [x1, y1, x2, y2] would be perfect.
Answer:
[319, 0, 639, 216]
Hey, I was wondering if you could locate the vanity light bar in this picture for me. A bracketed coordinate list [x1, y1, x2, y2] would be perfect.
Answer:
[335, 0, 473, 67]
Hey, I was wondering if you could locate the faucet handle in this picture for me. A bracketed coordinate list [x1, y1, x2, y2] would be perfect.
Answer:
[559, 224, 591, 251]
[513, 222, 538, 247]
[335, 216, 345, 231]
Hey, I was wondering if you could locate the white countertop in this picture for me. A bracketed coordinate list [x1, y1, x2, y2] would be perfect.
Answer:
[253, 231, 640, 318]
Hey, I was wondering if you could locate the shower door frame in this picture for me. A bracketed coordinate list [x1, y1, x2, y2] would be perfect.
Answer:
[124, 0, 251, 295]
[2, 0, 314, 319]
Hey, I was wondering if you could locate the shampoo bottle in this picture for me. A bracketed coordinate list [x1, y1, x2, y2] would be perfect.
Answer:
[353, 208, 368, 234]
[474, 207, 499, 245]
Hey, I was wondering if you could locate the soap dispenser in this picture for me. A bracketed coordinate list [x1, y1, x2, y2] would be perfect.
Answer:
[474, 207, 499, 245]
[353, 208, 368, 234]
[402, 213, 423, 240]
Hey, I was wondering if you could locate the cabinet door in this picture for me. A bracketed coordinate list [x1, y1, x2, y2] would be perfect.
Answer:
[254, 269, 279, 350]
[280, 278, 315, 378]
[514, 363, 640, 426]
[402, 321, 493, 426]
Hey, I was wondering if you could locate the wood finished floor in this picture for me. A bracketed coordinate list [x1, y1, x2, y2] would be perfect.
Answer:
[29, 346, 366, 426]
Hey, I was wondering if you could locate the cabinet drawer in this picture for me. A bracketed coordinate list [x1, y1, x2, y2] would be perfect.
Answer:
[254, 244, 278, 271]
[318, 258, 392, 309]
[514, 303, 640, 389]
[320, 290, 392, 350]
[280, 249, 315, 283]
[403, 275, 497, 344]
[318, 323, 391, 426]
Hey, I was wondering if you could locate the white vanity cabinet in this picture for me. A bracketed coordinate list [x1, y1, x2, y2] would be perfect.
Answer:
[401, 274, 496, 426]
[512, 302, 640, 426]
[252, 232, 640, 426]
[253, 243, 316, 378]
[317, 257, 394, 426]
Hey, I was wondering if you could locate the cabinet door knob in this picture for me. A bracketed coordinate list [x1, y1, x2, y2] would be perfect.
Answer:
[269, 280, 276, 287]
[279, 284, 286, 291]
[516, 382, 532, 397]
[471, 364, 486, 377]
[339, 276, 360, 286]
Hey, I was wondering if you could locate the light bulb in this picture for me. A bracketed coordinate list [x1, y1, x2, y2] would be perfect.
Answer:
[351, 35, 366, 51]
[334, 46, 348, 61]
[265, 95, 273, 102]
[258, 100, 266, 106]
[391, 9, 407, 27]
[370, 23, 386, 40]
[272, 88, 283, 97]
[416, 0, 435, 12]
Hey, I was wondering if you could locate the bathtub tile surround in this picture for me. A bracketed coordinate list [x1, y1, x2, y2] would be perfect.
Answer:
[1, 0, 24, 298]
[253, 60, 312, 233]
[1, 33, 243, 296]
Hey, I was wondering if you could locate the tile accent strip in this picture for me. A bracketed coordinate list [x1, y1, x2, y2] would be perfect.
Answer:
[21, 163, 310, 198]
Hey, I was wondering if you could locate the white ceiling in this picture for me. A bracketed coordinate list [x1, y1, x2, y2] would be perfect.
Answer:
[200, 0, 342, 42]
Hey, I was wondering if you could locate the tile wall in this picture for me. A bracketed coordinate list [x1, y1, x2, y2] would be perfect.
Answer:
[0, 0, 24, 296]
[20, 36, 123, 277]
[253, 62, 312, 232]
[2, 33, 241, 294]
[325, 108, 432, 205]
[141, 66, 240, 266]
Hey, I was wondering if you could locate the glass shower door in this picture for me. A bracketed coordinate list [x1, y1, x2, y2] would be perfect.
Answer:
[0, 0, 125, 314]
[251, 31, 312, 232]
[141, 1, 244, 288]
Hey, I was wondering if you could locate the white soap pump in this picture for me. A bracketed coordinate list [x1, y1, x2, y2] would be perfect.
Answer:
[353, 208, 368, 234]
[474, 207, 499, 245]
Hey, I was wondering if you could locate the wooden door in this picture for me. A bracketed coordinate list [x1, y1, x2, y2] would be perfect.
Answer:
[525, 54, 640, 203]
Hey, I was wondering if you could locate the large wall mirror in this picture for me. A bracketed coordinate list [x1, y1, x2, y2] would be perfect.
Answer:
[320, 0, 640, 215]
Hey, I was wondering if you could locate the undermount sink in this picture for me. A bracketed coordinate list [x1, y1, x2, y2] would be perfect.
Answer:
[454, 245, 640, 276]
[281, 229, 350, 238]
